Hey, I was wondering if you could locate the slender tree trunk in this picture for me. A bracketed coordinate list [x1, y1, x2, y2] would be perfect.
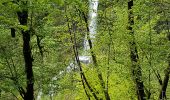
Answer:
[82, 11, 111, 100]
[11, 28, 15, 38]
[159, 66, 170, 100]
[67, 20, 98, 100]
[72, 34, 92, 100]
[65, 4, 97, 99]
[159, 18, 170, 100]
[17, 4, 34, 100]
[0, 89, 1, 97]
[127, 0, 146, 100]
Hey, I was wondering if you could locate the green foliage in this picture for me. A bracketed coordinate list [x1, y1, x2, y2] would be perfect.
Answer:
[0, 0, 170, 100]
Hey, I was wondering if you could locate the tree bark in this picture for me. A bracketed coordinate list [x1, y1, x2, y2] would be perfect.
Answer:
[17, 6, 34, 100]
[128, 0, 146, 100]
[11, 28, 15, 38]
[159, 18, 170, 100]
[82, 11, 111, 100]
[68, 22, 98, 100]
[159, 66, 170, 100]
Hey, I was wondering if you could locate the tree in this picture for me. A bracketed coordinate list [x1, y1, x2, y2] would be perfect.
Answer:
[16, 1, 34, 100]
[127, 0, 146, 99]
[0, 0, 170, 99]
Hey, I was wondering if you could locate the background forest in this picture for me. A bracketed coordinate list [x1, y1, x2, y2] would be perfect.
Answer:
[0, 0, 170, 100]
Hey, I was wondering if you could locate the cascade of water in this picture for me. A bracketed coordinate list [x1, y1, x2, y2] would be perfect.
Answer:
[46, 0, 99, 99]
[80, 0, 99, 63]
[89, 0, 98, 39]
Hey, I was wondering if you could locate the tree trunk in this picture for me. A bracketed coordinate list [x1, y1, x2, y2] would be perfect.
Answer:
[159, 66, 170, 99]
[11, 28, 15, 38]
[67, 21, 98, 100]
[17, 8, 34, 100]
[82, 11, 111, 100]
[159, 18, 170, 100]
[128, 0, 146, 100]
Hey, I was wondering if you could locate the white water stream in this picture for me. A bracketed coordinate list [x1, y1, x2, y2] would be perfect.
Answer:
[37, 0, 99, 99]
[80, 0, 98, 62]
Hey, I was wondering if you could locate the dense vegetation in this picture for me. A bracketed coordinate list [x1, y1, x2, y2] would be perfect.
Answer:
[0, 0, 170, 100]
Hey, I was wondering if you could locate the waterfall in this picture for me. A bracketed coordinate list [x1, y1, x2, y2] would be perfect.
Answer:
[89, 0, 98, 39]
[80, 0, 99, 63]
[41, 0, 99, 99]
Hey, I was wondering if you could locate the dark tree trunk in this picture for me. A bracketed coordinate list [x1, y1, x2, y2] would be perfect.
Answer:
[159, 18, 170, 100]
[82, 11, 111, 100]
[17, 9, 34, 100]
[67, 20, 98, 100]
[11, 28, 15, 38]
[159, 66, 170, 99]
[128, 0, 146, 100]
[0, 89, 1, 97]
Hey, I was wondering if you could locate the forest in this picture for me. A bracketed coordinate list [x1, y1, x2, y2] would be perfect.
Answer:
[0, 0, 170, 100]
